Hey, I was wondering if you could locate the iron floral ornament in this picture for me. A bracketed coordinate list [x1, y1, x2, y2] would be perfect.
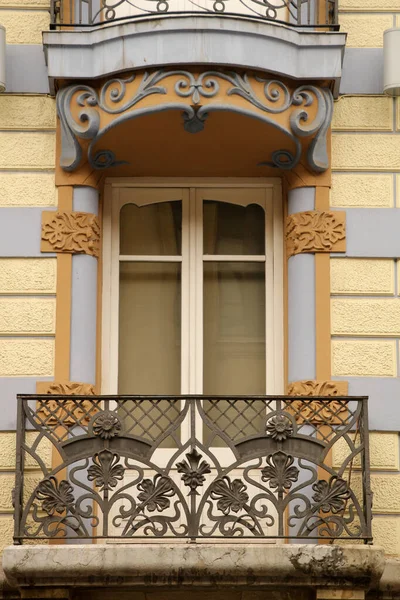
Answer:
[265, 414, 294, 441]
[92, 411, 122, 439]
[176, 448, 211, 495]
[57, 70, 333, 173]
[312, 476, 351, 513]
[210, 476, 249, 514]
[261, 451, 299, 495]
[137, 474, 176, 512]
[36, 477, 75, 516]
[87, 449, 125, 492]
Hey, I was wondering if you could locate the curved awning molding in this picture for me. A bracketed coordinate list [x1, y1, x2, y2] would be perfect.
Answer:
[57, 68, 334, 175]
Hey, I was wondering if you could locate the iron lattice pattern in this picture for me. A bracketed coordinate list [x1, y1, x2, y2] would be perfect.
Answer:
[14, 395, 372, 542]
[51, 0, 338, 28]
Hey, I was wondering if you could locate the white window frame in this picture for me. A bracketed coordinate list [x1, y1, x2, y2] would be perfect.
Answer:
[101, 178, 284, 398]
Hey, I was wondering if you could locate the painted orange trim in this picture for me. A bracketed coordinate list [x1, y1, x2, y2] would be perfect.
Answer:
[96, 185, 104, 394]
[53, 188, 73, 381]
[283, 180, 289, 390]
[315, 187, 331, 382]
[48, 186, 73, 545]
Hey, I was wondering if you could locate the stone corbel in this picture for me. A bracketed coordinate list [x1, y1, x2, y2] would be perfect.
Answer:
[41, 211, 100, 258]
[56, 69, 334, 174]
[287, 380, 348, 424]
[286, 210, 346, 258]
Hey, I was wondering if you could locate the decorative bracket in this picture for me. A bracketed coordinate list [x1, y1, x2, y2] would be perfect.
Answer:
[286, 210, 346, 258]
[57, 69, 334, 174]
[287, 380, 349, 424]
[36, 381, 97, 426]
[41, 211, 100, 258]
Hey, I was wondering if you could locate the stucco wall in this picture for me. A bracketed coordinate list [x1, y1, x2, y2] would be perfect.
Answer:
[331, 94, 400, 555]
[0, 1, 56, 549]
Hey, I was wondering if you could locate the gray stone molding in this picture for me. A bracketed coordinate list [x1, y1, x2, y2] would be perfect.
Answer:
[287, 187, 316, 384]
[332, 208, 400, 258]
[43, 16, 346, 95]
[6, 45, 49, 94]
[3, 544, 385, 592]
[0, 378, 53, 430]
[69, 188, 99, 387]
[340, 49, 384, 95]
[57, 71, 334, 174]
[334, 377, 400, 431]
[0, 208, 56, 257]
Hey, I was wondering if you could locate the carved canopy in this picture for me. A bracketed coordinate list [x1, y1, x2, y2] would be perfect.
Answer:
[57, 68, 334, 176]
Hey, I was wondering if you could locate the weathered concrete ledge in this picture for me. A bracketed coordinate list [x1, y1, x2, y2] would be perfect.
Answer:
[43, 16, 346, 96]
[3, 544, 385, 593]
[374, 558, 400, 598]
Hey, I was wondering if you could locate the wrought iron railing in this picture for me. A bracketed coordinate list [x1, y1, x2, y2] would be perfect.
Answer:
[14, 395, 372, 543]
[50, 0, 339, 29]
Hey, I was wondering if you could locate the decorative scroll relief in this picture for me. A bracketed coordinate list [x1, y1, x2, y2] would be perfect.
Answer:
[287, 380, 348, 424]
[36, 381, 97, 426]
[286, 210, 346, 258]
[41, 211, 100, 258]
[57, 70, 334, 174]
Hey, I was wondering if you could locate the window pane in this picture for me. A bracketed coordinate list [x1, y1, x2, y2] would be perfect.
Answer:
[203, 262, 265, 394]
[118, 262, 181, 395]
[203, 262, 266, 444]
[203, 201, 264, 255]
[120, 201, 182, 255]
[119, 262, 181, 446]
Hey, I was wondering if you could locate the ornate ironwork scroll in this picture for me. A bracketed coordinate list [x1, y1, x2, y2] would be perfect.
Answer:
[14, 394, 372, 543]
[57, 70, 334, 174]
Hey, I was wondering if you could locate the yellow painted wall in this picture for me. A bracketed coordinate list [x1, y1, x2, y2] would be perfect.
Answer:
[332, 94, 400, 556]
[0, 0, 50, 44]
[0, 87, 56, 551]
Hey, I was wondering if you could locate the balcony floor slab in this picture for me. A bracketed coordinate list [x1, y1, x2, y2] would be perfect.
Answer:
[43, 17, 346, 96]
[3, 543, 385, 594]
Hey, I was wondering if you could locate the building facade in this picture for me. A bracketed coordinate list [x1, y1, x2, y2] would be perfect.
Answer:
[0, 0, 399, 598]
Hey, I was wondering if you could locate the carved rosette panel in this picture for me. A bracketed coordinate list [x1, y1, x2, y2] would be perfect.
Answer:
[36, 381, 98, 426]
[57, 70, 334, 174]
[41, 211, 100, 258]
[287, 380, 348, 424]
[286, 210, 346, 258]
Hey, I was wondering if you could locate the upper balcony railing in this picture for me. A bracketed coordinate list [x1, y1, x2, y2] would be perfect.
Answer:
[50, 0, 339, 29]
[14, 394, 371, 543]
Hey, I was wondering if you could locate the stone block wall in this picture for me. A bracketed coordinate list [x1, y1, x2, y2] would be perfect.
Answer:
[338, 0, 399, 48]
[331, 94, 400, 555]
[0, 0, 56, 552]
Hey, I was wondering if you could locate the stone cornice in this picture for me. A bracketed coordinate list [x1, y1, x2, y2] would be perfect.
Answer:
[41, 211, 100, 257]
[43, 18, 346, 95]
[286, 210, 346, 258]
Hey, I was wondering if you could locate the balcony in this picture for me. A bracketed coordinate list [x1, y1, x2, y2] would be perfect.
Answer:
[50, 0, 338, 29]
[13, 394, 371, 543]
[43, 0, 346, 96]
[3, 394, 386, 598]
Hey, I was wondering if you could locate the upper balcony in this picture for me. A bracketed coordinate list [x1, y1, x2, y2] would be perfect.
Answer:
[43, 0, 347, 95]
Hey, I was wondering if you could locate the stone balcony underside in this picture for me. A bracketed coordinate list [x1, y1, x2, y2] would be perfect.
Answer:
[43, 17, 346, 96]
